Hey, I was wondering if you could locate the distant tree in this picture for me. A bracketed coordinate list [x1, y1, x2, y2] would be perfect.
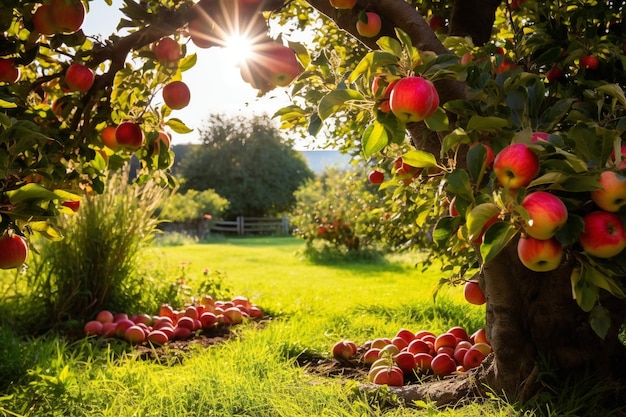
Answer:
[179, 114, 314, 219]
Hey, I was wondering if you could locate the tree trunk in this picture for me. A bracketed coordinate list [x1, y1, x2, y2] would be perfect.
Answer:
[480, 238, 626, 401]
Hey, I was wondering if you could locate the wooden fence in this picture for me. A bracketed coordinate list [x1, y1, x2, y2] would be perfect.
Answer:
[210, 216, 290, 235]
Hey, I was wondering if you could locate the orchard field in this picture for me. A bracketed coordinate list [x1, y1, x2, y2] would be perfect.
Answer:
[0, 236, 506, 417]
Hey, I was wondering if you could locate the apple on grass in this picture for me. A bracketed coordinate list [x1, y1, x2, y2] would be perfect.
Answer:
[389, 76, 439, 123]
[0, 232, 28, 269]
[371, 365, 404, 386]
[414, 353, 433, 372]
[431, 353, 457, 376]
[520, 191, 568, 240]
[407, 339, 430, 355]
[591, 171, 626, 212]
[356, 12, 382, 38]
[96, 310, 114, 324]
[393, 351, 417, 374]
[332, 340, 358, 360]
[579, 211, 626, 258]
[84, 320, 103, 336]
[493, 143, 540, 190]
[147, 330, 169, 346]
[363, 348, 382, 364]
[517, 236, 563, 272]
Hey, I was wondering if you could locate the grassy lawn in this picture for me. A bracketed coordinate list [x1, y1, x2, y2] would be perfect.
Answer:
[0, 236, 525, 417]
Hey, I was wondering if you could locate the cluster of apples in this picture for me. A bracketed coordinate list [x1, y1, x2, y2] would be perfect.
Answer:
[450, 132, 626, 272]
[333, 326, 491, 386]
[83, 295, 265, 345]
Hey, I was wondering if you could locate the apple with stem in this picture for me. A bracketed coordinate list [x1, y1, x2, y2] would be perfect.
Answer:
[591, 171, 626, 212]
[520, 191, 568, 240]
[493, 143, 540, 190]
[389, 76, 439, 123]
[579, 211, 626, 258]
[517, 236, 563, 272]
[152, 37, 181, 67]
[0, 232, 28, 269]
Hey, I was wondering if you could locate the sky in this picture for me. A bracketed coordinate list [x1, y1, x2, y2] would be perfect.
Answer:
[83, 1, 297, 147]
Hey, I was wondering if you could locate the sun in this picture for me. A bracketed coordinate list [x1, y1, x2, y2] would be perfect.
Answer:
[223, 34, 255, 65]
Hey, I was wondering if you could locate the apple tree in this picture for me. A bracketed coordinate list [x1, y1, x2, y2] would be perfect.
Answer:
[2, 0, 626, 408]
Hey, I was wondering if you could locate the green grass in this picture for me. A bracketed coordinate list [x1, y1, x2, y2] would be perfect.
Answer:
[0, 236, 526, 417]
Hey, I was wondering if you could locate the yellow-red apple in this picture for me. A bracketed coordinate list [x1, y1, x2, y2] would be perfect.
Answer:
[521, 191, 568, 240]
[389, 76, 439, 123]
[579, 210, 626, 258]
[591, 171, 626, 212]
[493, 143, 540, 189]
[517, 236, 563, 272]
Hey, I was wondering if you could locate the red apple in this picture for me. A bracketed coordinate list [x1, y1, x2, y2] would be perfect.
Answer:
[115, 121, 144, 151]
[32, 4, 57, 36]
[363, 348, 382, 364]
[102, 322, 117, 338]
[0, 233, 28, 269]
[395, 328, 416, 344]
[50, 0, 85, 34]
[371, 77, 397, 113]
[517, 236, 563, 272]
[199, 311, 218, 329]
[0, 59, 20, 84]
[356, 12, 382, 38]
[521, 191, 568, 240]
[434, 333, 457, 351]
[173, 325, 192, 340]
[453, 347, 468, 366]
[368, 170, 384, 184]
[147, 330, 169, 345]
[493, 143, 540, 189]
[414, 352, 433, 372]
[407, 339, 430, 355]
[95, 310, 114, 324]
[389, 76, 439, 123]
[470, 328, 489, 345]
[393, 351, 417, 374]
[101, 125, 119, 150]
[449, 196, 460, 217]
[579, 211, 626, 258]
[391, 336, 409, 351]
[428, 15, 445, 33]
[447, 326, 469, 342]
[162, 81, 191, 110]
[115, 319, 135, 338]
[84, 320, 103, 336]
[591, 171, 626, 212]
[176, 316, 196, 330]
[531, 131, 549, 142]
[372, 365, 404, 386]
[463, 346, 487, 370]
[328, 0, 357, 9]
[579, 55, 599, 70]
[152, 37, 181, 67]
[245, 42, 303, 89]
[545, 66, 563, 83]
[223, 306, 244, 324]
[463, 280, 486, 305]
[332, 340, 358, 359]
[124, 325, 147, 344]
[431, 353, 456, 376]
[65, 63, 95, 93]
[188, 17, 219, 49]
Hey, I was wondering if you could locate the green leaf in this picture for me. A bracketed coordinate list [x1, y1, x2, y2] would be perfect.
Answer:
[466, 116, 509, 131]
[0, 99, 17, 108]
[308, 113, 322, 136]
[571, 266, 598, 313]
[466, 143, 488, 184]
[585, 264, 626, 299]
[433, 216, 461, 246]
[589, 305, 611, 340]
[347, 51, 398, 85]
[480, 222, 518, 264]
[466, 203, 500, 243]
[288, 41, 310, 68]
[362, 121, 389, 157]
[29, 221, 64, 241]
[401, 149, 437, 168]
[424, 107, 449, 131]
[7, 184, 59, 203]
[445, 169, 474, 202]
[318, 89, 364, 120]
[376, 37, 403, 58]
[178, 53, 197, 72]
[596, 84, 626, 108]
[441, 128, 471, 153]
[165, 118, 193, 134]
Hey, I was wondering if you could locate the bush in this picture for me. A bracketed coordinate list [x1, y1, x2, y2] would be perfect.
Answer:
[22, 166, 168, 334]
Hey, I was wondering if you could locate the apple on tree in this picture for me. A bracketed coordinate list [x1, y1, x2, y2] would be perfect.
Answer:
[115, 121, 145, 151]
[579, 55, 599, 70]
[241, 41, 303, 91]
[64, 63, 95, 93]
[516, 236, 563, 272]
[0, 232, 28, 269]
[49, 0, 85, 34]
[32, 4, 57, 36]
[463, 280, 486, 305]
[520, 191, 568, 240]
[152, 37, 182, 67]
[579, 211, 626, 259]
[328, 0, 357, 9]
[0, 59, 20, 84]
[162, 81, 191, 110]
[591, 171, 626, 212]
[493, 143, 540, 190]
[389, 76, 440, 123]
[368, 170, 384, 184]
[356, 12, 382, 38]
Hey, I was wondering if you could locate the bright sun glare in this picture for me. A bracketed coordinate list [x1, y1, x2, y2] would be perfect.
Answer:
[223, 34, 255, 65]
